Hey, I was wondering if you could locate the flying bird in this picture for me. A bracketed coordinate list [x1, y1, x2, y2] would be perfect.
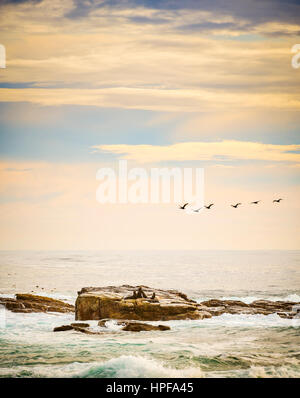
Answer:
[273, 199, 283, 203]
[193, 207, 202, 212]
[179, 203, 189, 210]
[205, 203, 214, 209]
[250, 200, 261, 204]
[231, 203, 242, 208]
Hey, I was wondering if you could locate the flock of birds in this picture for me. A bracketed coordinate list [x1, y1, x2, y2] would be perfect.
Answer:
[179, 198, 283, 212]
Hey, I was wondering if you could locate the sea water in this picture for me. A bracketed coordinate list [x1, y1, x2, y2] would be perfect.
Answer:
[0, 250, 299, 378]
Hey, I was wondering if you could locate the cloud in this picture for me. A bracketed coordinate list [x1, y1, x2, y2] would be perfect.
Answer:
[4, 167, 33, 172]
[0, 0, 299, 114]
[1, 87, 299, 112]
[62, 0, 300, 30]
[94, 140, 300, 164]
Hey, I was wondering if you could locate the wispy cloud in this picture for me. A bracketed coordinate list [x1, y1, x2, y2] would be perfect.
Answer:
[94, 140, 300, 164]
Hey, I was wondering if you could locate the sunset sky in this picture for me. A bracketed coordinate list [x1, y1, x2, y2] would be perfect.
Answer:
[0, 0, 299, 250]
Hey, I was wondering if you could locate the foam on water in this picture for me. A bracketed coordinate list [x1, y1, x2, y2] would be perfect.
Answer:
[0, 355, 204, 378]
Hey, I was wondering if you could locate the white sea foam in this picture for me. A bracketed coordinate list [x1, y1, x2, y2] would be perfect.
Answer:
[0, 356, 204, 378]
[164, 313, 300, 329]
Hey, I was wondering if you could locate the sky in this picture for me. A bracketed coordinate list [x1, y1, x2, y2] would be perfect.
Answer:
[0, 0, 299, 250]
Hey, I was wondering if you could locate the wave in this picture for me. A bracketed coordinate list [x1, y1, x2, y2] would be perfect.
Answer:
[164, 313, 300, 329]
[1, 355, 299, 378]
[78, 356, 204, 378]
[0, 356, 204, 378]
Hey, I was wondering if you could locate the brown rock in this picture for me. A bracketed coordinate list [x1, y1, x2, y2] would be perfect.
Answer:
[0, 294, 75, 314]
[53, 325, 73, 332]
[75, 285, 205, 321]
[70, 323, 90, 328]
[200, 298, 300, 318]
[122, 322, 171, 332]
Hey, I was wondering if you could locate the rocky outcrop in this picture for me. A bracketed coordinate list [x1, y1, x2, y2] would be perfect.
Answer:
[53, 320, 170, 334]
[122, 322, 170, 332]
[0, 294, 74, 314]
[75, 285, 300, 322]
[200, 298, 300, 318]
[75, 285, 212, 321]
[53, 325, 74, 332]
[70, 322, 90, 328]
[98, 319, 170, 332]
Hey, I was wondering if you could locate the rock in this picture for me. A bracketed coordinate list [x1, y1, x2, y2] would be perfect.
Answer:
[71, 326, 102, 335]
[70, 323, 90, 328]
[0, 294, 74, 314]
[122, 322, 171, 332]
[200, 299, 249, 308]
[53, 325, 73, 332]
[75, 285, 206, 321]
[73, 285, 300, 322]
[277, 312, 294, 319]
[200, 298, 300, 318]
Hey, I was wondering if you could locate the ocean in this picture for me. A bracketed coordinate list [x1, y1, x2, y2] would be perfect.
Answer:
[0, 250, 299, 378]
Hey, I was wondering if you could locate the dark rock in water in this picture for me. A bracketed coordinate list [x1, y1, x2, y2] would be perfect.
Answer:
[122, 321, 171, 332]
[200, 298, 300, 318]
[97, 319, 171, 331]
[75, 285, 212, 321]
[200, 299, 249, 308]
[53, 325, 73, 332]
[0, 294, 74, 314]
[70, 322, 90, 328]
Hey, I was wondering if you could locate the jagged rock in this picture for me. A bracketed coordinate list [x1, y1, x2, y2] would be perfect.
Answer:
[53, 325, 73, 332]
[75, 285, 206, 321]
[76, 285, 300, 321]
[0, 294, 75, 314]
[200, 299, 249, 308]
[122, 322, 170, 332]
[70, 322, 90, 328]
[200, 298, 300, 318]
[98, 319, 171, 332]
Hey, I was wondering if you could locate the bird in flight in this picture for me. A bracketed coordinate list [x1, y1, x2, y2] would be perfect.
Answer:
[193, 207, 202, 212]
[179, 203, 189, 209]
[205, 203, 214, 209]
[250, 200, 261, 204]
[273, 198, 283, 203]
[231, 203, 242, 208]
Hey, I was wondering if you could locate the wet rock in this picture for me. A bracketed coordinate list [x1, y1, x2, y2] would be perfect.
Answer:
[122, 322, 171, 332]
[0, 294, 75, 314]
[73, 286, 300, 322]
[53, 325, 73, 332]
[70, 323, 90, 328]
[75, 285, 206, 321]
[200, 298, 300, 318]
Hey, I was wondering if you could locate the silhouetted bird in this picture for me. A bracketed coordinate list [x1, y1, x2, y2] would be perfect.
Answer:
[250, 200, 260, 204]
[205, 204, 214, 209]
[193, 207, 202, 212]
[273, 199, 283, 203]
[179, 203, 189, 209]
[231, 203, 242, 208]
